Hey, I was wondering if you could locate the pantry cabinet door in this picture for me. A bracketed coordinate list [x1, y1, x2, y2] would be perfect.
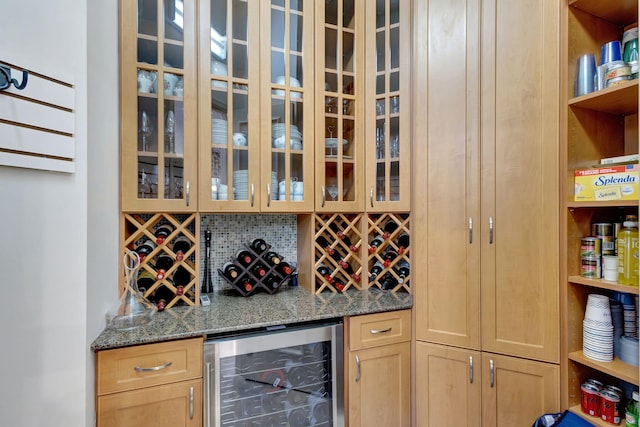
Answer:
[413, 0, 481, 350]
[480, 0, 560, 363]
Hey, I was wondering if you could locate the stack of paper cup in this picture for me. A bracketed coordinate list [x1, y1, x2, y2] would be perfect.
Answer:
[583, 294, 614, 362]
[602, 255, 618, 281]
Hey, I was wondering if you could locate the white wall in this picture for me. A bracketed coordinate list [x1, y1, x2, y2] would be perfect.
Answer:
[0, 1, 118, 426]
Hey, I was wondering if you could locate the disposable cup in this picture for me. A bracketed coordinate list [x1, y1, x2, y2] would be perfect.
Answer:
[575, 53, 597, 96]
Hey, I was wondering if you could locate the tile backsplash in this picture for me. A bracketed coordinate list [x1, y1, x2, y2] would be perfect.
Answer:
[200, 214, 298, 290]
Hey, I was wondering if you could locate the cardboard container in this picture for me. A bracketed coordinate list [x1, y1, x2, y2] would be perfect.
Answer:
[574, 165, 639, 201]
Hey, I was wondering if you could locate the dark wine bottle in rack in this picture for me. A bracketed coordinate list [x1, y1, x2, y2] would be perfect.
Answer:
[396, 233, 410, 254]
[369, 260, 384, 281]
[316, 236, 335, 255]
[173, 235, 191, 261]
[380, 272, 398, 290]
[330, 247, 349, 269]
[342, 262, 361, 282]
[134, 239, 156, 261]
[251, 263, 267, 278]
[155, 255, 174, 279]
[154, 223, 174, 244]
[382, 220, 399, 239]
[263, 251, 282, 266]
[250, 238, 268, 254]
[137, 269, 155, 294]
[276, 262, 293, 276]
[236, 249, 254, 267]
[240, 276, 256, 294]
[222, 262, 240, 281]
[264, 274, 282, 290]
[153, 285, 175, 311]
[316, 264, 334, 284]
[396, 260, 410, 284]
[173, 266, 191, 295]
[333, 277, 346, 292]
[368, 235, 384, 254]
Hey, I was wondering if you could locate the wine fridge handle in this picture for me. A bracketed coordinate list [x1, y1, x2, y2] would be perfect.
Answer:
[321, 185, 326, 208]
[267, 183, 271, 208]
[355, 354, 361, 382]
[469, 356, 474, 383]
[189, 386, 194, 419]
[185, 180, 190, 207]
[489, 216, 494, 244]
[134, 361, 172, 372]
[250, 183, 255, 207]
[489, 359, 495, 387]
[205, 362, 211, 427]
[369, 187, 374, 208]
[469, 217, 473, 243]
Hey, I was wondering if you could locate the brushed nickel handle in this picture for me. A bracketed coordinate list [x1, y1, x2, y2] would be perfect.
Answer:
[321, 185, 326, 208]
[489, 216, 494, 244]
[185, 180, 190, 207]
[469, 356, 474, 383]
[370, 186, 374, 208]
[134, 361, 172, 372]
[267, 183, 271, 208]
[469, 217, 473, 243]
[355, 355, 361, 382]
[250, 183, 255, 207]
[204, 362, 211, 427]
[369, 327, 392, 334]
[489, 359, 495, 387]
[189, 386, 194, 419]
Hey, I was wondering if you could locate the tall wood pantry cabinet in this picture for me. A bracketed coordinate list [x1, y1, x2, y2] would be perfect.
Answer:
[412, 0, 561, 424]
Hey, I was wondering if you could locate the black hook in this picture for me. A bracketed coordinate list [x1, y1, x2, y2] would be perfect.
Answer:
[0, 65, 28, 91]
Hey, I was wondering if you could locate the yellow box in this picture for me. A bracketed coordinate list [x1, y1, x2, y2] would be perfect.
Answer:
[574, 164, 639, 201]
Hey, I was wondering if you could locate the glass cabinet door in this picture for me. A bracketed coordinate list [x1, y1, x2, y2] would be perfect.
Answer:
[365, 0, 411, 212]
[199, 0, 261, 211]
[121, 0, 197, 212]
[260, 0, 315, 212]
[316, 0, 365, 212]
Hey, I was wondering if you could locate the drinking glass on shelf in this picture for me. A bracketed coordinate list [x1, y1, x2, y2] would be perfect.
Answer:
[139, 111, 153, 152]
[391, 96, 400, 113]
[390, 135, 400, 158]
[165, 110, 175, 153]
[376, 127, 385, 160]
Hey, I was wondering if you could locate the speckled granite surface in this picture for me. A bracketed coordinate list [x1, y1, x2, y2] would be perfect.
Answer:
[91, 286, 412, 350]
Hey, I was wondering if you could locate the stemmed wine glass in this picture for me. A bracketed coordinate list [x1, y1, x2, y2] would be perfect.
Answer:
[139, 110, 153, 152]
[165, 110, 175, 153]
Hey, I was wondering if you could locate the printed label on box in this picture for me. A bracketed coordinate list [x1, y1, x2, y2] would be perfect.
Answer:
[574, 164, 639, 201]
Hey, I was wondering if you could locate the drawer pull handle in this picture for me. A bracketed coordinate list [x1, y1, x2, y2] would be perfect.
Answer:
[355, 355, 361, 382]
[469, 356, 474, 384]
[369, 327, 392, 334]
[489, 359, 495, 388]
[189, 386, 194, 419]
[134, 361, 172, 372]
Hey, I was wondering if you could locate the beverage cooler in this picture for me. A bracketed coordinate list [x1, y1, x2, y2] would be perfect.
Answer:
[204, 321, 344, 427]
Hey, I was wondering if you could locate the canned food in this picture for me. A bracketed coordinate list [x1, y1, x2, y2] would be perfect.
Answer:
[605, 385, 624, 398]
[607, 75, 631, 88]
[582, 256, 602, 279]
[585, 379, 604, 389]
[582, 383, 602, 416]
[593, 223, 616, 255]
[600, 389, 621, 424]
[581, 237, 602, 257]
[606, 61, 632, 79]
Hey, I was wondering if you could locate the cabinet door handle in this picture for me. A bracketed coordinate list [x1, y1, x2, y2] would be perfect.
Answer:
[469, 217, 473, 243]
[204, 362, 211, 427]
[134, 361, 172, 372]
[489, 359, 495, 388]
[489, 216, 494, 244]
[469, 356, 474, 384]
[267, 183, 271, 207]
[355, 355, 361, 382]
[189, 386, 194, 419]
[321, 185, 326, 208]
[369, 186, 374, 208]
[250, 183, 255, 207]
[369, 327, 391, 334]
[185, 180, 190, 207]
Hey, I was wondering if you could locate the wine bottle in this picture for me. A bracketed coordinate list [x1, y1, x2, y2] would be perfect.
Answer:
[251, 262, 267, 278]
[341, 234, 359, 253]
[316, 264, 334, 284]
[250, 238, 268, 254]
[134, 239, 156, 261]
[240, 276, 255, 293]
[173, 236, 191, 261]
[380, 272, 398, 290]
[383, 247, 398, 268]
[265, 274, 282, 290]
[137, 269, 156, 294]
[333, 277, 346, 292]
[236, 249, 254, 267]
[342, 262, 361, 282]
[316, 236, 335, 255]
[263, 251, 282, 266]
[155, 254, 174, 279]
[153, 285, 175, 311]
[222, 262, 240, 281]
[396, 260, 410, 284]
[330, 246, 349, 269]
[173, 266, 191, 296]
[201, 229, 213, 294]
[369, 260, 384, 281]
[154, 223, 174, 244]
[368, 235, 384, 254]
[382, 220, 399, 239]
[277, 261, 294, 276]
[396, 233, 410, 254]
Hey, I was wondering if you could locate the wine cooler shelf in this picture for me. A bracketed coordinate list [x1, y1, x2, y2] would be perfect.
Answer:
[312, 212, 410, 294]
[122, 213, 199, 309]
[217, 239, 295, 297]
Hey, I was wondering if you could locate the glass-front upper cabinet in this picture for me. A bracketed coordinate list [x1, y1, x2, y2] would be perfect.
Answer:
[315, 0, 365, 212]
[121, 0, 198, 212]
[198, 0, 260, 211]
[365, 0, 411, 212]
[259, 0, 315, 212]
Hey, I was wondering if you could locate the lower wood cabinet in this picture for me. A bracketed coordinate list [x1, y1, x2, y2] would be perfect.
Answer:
[346, 310, 411, 427]
[415, 342, 560, 427]
[95, 337, 203, 427]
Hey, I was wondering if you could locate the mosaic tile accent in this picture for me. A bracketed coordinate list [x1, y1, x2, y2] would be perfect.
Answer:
[200, 214, 298, 290]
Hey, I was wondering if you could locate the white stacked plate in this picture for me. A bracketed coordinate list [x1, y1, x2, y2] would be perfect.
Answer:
[583, 294, 614, 362]
[272, 124, 303, 149]
[271, 171, 278, 198]
[212, 119, 228, 145]
[233, 170, 249, 200]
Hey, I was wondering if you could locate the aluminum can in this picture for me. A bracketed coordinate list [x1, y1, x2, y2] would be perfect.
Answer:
[582, 382, 602, 416]
[600, 389, 621, 424]
[593, 223, 615, 255]
[581, 237, 602, 257]
[581, 256, 602, 279]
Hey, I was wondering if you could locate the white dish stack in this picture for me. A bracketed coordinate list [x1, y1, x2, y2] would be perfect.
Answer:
[233, 170, 248, 201]
[212, 119, 228, 145]
[583, 294, 614, 362]
[272, 124, 302, 150]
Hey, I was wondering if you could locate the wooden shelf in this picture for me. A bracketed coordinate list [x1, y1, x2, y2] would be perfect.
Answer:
[566, 200, 638, 209]
[568, 0, 637, 25]
[568, 80, 638, 115]
[569, 351, 640, 385]
[568, 406, 612, 427]
[569, 275, 640, 295]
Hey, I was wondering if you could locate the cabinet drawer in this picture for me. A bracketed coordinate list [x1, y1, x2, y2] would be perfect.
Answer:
[348, 310, 411, 350]
[97, 337, 203, 395]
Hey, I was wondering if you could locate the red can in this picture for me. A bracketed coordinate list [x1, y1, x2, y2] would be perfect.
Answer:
[581, 383, 601, 417]
[600, 389, 621, 424]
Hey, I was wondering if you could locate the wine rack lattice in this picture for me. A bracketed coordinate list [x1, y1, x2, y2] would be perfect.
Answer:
[121, 213, 199, 308]
[313, 213, 364, 294]
[366, 213, 411, 293]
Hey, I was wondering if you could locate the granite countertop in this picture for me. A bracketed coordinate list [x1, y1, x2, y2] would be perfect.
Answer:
[91, 286, 413, 350]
